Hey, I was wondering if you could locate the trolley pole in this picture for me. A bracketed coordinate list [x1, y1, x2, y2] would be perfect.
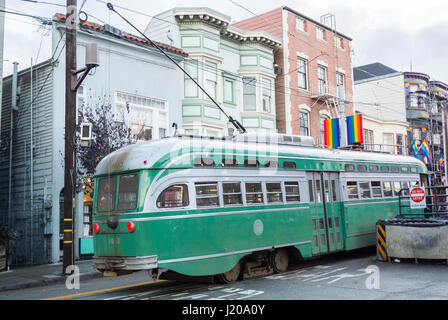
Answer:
[63, 0, 77, 275]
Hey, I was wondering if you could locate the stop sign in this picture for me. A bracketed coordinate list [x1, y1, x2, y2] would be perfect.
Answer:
[410, 187, 426, 209]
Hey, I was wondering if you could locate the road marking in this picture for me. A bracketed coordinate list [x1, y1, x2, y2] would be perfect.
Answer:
[43, 280, 164, 300]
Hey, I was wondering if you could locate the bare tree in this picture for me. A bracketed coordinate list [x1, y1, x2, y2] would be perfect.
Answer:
[76, 93, 137, 191]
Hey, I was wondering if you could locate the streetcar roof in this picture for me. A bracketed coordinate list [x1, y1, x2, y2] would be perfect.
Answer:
[94, 133, 427, 176]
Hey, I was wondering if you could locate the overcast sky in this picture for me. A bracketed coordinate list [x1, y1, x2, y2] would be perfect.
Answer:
[2, 0, 448, 83]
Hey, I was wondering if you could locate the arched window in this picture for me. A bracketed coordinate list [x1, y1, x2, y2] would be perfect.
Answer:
[157, 184, 189, 208]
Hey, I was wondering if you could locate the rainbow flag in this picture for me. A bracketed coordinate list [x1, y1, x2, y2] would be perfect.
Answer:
[440, 155, 445, 173]
[324, 118, 340, 149]
[346, 114, 364, 145]
[419, 139, 432, 164]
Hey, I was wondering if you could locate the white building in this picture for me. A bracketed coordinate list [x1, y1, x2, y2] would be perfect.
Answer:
[0, 14, 187, 265]
[353, 63, 409, 154]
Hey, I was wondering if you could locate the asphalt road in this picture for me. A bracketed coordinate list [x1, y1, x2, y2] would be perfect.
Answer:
[1, 247, 448, 301]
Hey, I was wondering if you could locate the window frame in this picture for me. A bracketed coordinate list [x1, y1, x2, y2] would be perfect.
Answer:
[243, 77, 257, 111]
[245, 182, 264, 205]
[299, 111, 310, 136]
[156, 183, 189, 209]
[195, 181, 220, 208]
[297, 57, 308, 90]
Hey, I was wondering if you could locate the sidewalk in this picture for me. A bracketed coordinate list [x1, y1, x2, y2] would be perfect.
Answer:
[0, 259, 103, 292]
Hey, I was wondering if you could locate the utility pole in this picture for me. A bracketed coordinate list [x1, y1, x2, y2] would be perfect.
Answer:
[63, 0, 77, 275]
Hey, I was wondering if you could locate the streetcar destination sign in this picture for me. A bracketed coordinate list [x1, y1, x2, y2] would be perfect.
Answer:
[410, 187, 426, 209]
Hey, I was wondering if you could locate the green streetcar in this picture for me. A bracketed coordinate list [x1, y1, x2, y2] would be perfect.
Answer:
[92, 132, 427, 282]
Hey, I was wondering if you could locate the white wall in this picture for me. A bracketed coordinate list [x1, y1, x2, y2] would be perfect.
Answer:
[50, 23, 185, 262]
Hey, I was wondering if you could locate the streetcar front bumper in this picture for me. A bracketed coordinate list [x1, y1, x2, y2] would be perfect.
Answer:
[94, 255, 158, 271]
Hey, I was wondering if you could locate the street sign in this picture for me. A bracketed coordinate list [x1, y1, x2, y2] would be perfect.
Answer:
[410, 187, 426, 209]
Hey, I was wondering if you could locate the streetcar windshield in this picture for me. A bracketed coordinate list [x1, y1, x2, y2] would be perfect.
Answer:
[96, 173, 139, 213]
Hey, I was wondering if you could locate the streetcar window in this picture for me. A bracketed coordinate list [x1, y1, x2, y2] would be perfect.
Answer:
[157, 184, 189, 208]
[222, 182, 242, 206]
[117, 174, 139, 210]
[283, 161, 296, 169]
[97, 176, 117, 212]
[380, 166, 389, 173]
[264, 160, 278, 168]
[195, 182, 219, 207]
[383, 181, 392, 197]
[393, 182, 401, 196]
[391, 166, 399, 173]
[244, 159, 259, 168]
[401, 181, 410, 195]
[331, 180, 337, 201]
[285, 182, 300, 202]
[346, 181, 359, 199]
[358, 165, 367, 172]
[194, 157, 215, 167]
[245, 182, 263, 204]
[345, 164, 355, 172]
[315, 180, 322, 203]
[369, 165, 379, 172]
[222, 158, 238, 167]
[266, 182, 282, 203]
[410, 167, 418, 173]
[371, 181, 382, 198]
[308, 180, 314, 202]
[401, 167, 409, 173]
[359, 182, 371, 198]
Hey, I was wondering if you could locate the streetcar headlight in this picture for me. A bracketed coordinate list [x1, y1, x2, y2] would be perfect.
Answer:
[127, 222, 135, 233]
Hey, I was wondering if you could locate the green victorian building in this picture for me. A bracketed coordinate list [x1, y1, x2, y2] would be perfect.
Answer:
[145, 7, 282, 137]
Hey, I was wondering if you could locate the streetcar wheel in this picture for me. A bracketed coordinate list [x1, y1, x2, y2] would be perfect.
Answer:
[271, 248, 289, 273]
[217, 262, 241, 284]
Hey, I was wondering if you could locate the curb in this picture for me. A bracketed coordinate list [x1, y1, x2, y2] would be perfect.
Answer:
[0, 271, 104, 292]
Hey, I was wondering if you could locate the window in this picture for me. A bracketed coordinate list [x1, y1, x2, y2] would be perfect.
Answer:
[345, 164, 355, 172]
[336, 73, 345, 98]
[410, 167, 418, 173]
[318, 66, 327, 94]
[97, 176, 117, 213]
[381, 166, 390, 173]
[370, 165, 379, 172]
[316, 27, 324, 41]
[117, 174, 139, 210]
[308, 180, 314, 202]
[360, 182, 371, 198]
[393, 182, 401, 196]
[224, 79, 234, 103]
[285, 182, 300, 202]
[364, 129, 374, 151]
[204, 61, 217, 100]
[371, 181, 382, 198]
[244, 159, 259, 168]
[222, 182, 242, 206]
[391, 166, 399, 173]
[297, 58, 308, 90]
[157, 184, 189, 208]
[246, 182, 263, 204]
[222, 158, 238, 167]
[347, 181, 359, 199]
[396, 134, 404, 155]
[296, 17, 305, 32]
[262, 78, 272, 113]
[266, 183, 282, 203]
[401, 181, 410, 196]
[184, 59, 198, 97]
[299, 111, 309, 136]
[195, 182, 219, 207]
[383, 133, 394, 154]
[334, 36, 343, 49]
[358, 165, 367, 172]
[243, 77, 256, 111]
[320, 116, 328, 146]
[283, 161, 296, 169]
[383, 182, 392, 197]
[401, 167, 409, 173]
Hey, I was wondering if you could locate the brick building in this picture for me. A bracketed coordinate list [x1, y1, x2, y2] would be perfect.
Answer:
[234, 6, 354, 146]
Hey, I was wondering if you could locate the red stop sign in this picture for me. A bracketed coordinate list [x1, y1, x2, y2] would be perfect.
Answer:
[410, 187, 425, 203]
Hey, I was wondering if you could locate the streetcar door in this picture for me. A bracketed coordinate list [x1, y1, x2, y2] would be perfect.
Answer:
[308, 172, 343, 255]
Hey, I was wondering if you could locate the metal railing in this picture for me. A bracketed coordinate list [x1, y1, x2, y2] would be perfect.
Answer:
[398, 186, 448, 217]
